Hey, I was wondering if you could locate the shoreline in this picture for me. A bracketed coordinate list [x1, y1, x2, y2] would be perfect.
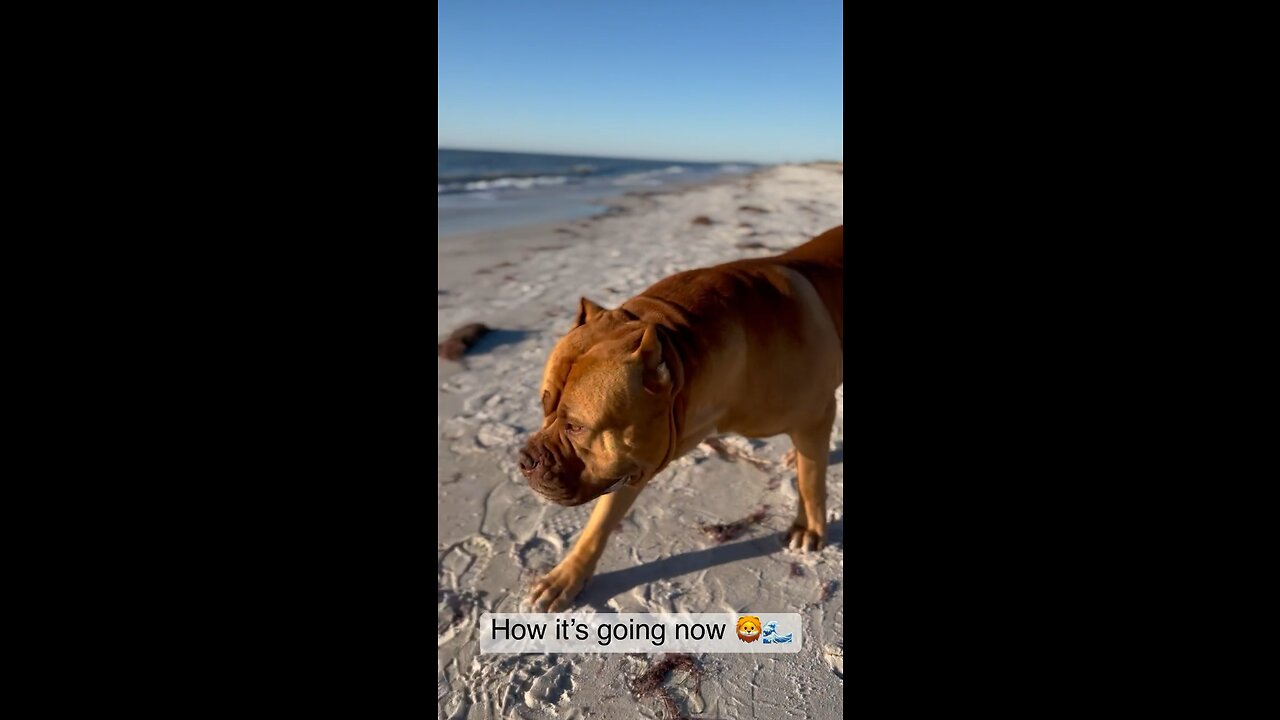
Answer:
[436, 164, 780, 242]
[436, 163, 813, 294]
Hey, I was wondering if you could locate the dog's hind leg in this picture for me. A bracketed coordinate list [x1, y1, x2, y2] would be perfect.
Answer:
[786, 396, 837, 551]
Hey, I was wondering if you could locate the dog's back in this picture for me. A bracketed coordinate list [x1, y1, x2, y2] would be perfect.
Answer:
[633, 225, 844, 347]
[778, 225, 843, 345]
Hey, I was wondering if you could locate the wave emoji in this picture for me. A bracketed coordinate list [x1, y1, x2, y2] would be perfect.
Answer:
[762, 621, 793, 644]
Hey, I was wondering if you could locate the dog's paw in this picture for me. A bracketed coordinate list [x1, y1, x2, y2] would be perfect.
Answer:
[527, 558, 593, 611]
[785, 522, 826, 552]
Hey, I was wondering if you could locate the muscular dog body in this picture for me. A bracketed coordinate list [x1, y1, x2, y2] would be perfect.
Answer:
[518, 225, 844, 610]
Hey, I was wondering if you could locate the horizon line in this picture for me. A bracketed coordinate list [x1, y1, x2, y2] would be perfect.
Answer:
[438, 145, 784, 166]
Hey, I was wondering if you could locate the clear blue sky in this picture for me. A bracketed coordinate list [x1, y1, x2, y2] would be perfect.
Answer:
[438, 1, 843, 165]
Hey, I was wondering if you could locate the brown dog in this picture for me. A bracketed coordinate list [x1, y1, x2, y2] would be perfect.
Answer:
[518, 225, 843, 610]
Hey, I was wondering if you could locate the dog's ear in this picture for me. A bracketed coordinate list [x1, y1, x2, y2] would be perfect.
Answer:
[573, 297, 607, 328]
[540, 360, 570, 418]
[634, 323, 671, 394]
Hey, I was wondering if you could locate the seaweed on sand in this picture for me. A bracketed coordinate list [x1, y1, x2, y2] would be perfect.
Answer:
[696, 505, 768, 543]
[629, 653, 703, 719]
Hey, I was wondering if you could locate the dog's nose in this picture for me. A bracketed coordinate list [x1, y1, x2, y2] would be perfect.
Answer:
[518, 447, 540, 477]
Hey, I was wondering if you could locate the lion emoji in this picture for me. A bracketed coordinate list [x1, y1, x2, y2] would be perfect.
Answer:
[736, 616, 762, 643]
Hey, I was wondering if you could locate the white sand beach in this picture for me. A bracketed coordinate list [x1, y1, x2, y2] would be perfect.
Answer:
[438, 163, 845, 719]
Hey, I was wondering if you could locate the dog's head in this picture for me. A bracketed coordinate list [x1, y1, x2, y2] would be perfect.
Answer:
[518, 298, 680, 506]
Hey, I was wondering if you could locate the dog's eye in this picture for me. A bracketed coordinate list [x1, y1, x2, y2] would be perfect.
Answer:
[564, 423, 584, 434]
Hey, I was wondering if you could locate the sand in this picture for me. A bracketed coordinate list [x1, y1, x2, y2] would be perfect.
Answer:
[438, 164, 844, 719]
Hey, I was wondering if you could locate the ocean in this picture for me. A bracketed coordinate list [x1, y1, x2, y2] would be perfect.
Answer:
[438, 149, 756, 237]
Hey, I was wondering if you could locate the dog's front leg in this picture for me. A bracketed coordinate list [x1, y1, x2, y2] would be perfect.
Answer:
[528, 483, 644, 611]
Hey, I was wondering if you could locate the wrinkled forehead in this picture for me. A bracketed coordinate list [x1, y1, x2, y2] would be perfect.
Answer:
[559, 355, 635, 422]
[539, 326, 640, 417]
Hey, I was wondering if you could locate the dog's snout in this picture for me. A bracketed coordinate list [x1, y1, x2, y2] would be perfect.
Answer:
[518, 438, 558, 482]
[518, 447, 540, 477]
[517, 435, 590, 505]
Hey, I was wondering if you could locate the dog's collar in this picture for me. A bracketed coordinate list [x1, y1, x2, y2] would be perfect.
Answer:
[652, 324, 686, 476]
[601, 474, 634, 495]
